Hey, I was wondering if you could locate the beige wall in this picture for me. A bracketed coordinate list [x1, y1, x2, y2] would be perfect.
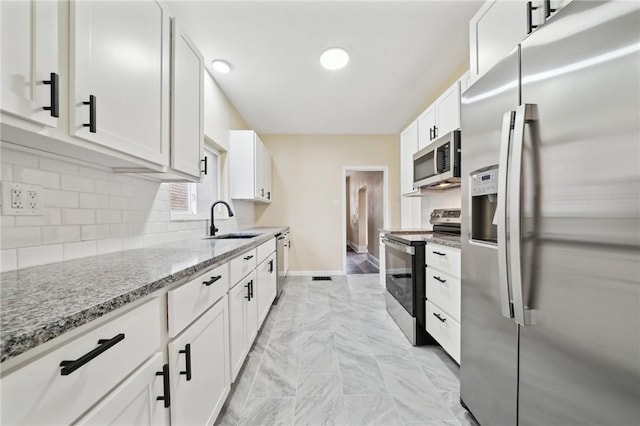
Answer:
[346, 171, 384, 259]
[255, 135, 399, 272]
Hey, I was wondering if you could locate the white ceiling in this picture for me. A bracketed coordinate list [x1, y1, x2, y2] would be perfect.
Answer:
[167, 1, 483, 135]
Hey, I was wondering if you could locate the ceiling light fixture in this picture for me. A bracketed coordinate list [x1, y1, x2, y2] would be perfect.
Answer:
[320, 47, 349, 70]
[211, 59, 231, 74]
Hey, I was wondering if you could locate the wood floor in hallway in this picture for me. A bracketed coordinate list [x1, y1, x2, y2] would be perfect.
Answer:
[345, 248, 379, 274]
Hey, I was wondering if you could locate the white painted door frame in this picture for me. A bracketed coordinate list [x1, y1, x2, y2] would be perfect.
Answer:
[341, 166, 390, 275]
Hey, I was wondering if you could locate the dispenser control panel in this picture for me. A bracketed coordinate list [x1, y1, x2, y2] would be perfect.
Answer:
[471, 168, 498, 196]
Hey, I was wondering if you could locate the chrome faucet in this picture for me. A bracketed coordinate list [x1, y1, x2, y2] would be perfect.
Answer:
[210, 201, 234, 236]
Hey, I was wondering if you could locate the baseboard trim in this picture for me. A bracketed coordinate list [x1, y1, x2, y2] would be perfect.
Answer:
[287, 270, 345, 277]
[347, 240, 368, 254]
[367, 253, 379, 268]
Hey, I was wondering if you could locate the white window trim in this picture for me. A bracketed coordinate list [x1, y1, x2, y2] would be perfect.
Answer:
[170, 146, 225, 222]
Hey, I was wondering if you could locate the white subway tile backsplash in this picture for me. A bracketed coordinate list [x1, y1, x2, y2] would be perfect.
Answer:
[96, 209, 122, 224]
[45, 189, 79, 208]
[41, 225, 81, 245]
[63, 240, 97, 261]
[97, 238, 122, 255]
[1, 249, 18, 272]
[18, 244, 63, 268]
[62, 209, 96, 225]
[109, 223, 126, 237]
[81, 224, 111, 240]
[39, 158, 79, 175]
[122, 236, 144, 250]
[15, 208, 61, 227]
[1, 149, 39, 167]
[121, 210, 141, 224]
[1, 227, 41, 248]
[94, 179, 121, 196]
[78, 166, 110, 180]
[61, 174, 94, 193]
[108, 195, 132, 210]
[1, 216, 15, 227]
[79, 193, 109, 209]
[13, 165, 60, 189]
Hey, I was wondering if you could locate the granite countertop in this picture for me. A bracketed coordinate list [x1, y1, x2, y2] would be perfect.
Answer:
[380, 229, 461, 249]
[0, 227, 287, 363]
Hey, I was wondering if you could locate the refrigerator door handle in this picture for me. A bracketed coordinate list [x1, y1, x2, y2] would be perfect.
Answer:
[497, 110, 516, 319]
[510, 104, 537, 326]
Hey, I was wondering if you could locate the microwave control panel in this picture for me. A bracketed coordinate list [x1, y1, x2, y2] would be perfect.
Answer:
[471, 167, 499, 196]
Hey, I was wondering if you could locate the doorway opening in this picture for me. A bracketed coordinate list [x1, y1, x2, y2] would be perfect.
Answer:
[343, 167, 388, 275]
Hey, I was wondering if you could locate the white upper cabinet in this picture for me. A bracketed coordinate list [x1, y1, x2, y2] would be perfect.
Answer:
[70, 0, 170, 167]
[229, 130, 273, 203]
[417, 81, 461, 150]
[204, 71, 230, 150]
[1, 0, 58, 127]
[400, 120, 418, 195]
[469, 0, 572, 82]
[170, 18, 204, 180]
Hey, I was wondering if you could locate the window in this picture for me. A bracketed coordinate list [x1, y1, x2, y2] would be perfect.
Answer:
[169, 147, 220, 219]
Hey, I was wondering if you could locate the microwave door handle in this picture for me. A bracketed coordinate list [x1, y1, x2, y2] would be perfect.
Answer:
[497, 111, 516, 319]
[510, 104, 537, 326]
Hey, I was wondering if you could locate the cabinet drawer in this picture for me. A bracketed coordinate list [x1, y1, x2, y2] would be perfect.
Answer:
[230, 249, 257, 285]
[256, 238, 276, 264]
[1, 299, 161, 425]
[426, 267, 461, 321]
[168, 263, 229, 338]
[426, 244, 461, 277]
[426, 301, 460, 364]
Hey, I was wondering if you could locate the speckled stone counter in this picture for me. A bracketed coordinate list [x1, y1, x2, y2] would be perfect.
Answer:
[0, 227, 287, 363]
[380, 229, 461, 249]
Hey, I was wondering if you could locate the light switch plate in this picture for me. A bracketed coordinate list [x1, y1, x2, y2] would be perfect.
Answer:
[1, 182, 44, 216]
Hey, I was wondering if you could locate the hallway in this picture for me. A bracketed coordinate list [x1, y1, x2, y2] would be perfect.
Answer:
[345, 247, 379, 274]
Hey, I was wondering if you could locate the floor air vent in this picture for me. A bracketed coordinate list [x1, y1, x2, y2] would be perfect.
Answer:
[312, 276, 332, 281]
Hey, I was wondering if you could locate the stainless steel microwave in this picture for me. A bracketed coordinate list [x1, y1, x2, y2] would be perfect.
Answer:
[413, 130, 461, 189]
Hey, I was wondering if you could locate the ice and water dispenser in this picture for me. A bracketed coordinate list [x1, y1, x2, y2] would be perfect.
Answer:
[470, 166, 499, 243]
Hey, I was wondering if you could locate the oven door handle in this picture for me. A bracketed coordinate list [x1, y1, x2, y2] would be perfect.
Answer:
[382, 238, 415, 255]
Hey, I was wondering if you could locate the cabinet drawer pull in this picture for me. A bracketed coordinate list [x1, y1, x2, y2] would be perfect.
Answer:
[249, 279, 254, 300]
[267, 191, 271, 200]
[155, 364, 171, 408]
[268, 259, 274, 273]
[245, 282, 251, 300]
[59, 333, 125, 376]
[544, 0, 556, 17]
[527, 1, 539, 34]
[42, 72, 59, 118]
[261, 188, 264, 197]
[434, 276, 447, 284]
[432, 251, 446, 256]
[243, 255, 254, 261]
[433, 125, 438, 138]
[203, 275, 222, 286]
[433, 312, 447, 323]
[179, 343, 192, 381]
[83, 95, 97, 133]
[201, 156, 208, 175]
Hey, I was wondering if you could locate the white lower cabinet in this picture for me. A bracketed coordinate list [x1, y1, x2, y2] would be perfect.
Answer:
[229, 270, 258, 382]
[426, 301, 461, 363]
[0, 299, 161, 425]
[169, 295, 230, 426]
[257, 253, 277, 327]
[76, 353, 169, 426]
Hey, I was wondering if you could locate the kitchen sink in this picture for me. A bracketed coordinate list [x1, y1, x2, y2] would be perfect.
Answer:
[204, 232, 262, 240]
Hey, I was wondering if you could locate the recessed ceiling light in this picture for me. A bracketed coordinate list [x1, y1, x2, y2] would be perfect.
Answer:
[211, 59, 231, 74]
[320, 48, 349, 70]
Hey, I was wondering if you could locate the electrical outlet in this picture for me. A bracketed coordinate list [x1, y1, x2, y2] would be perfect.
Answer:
[2, 182, 44, 216]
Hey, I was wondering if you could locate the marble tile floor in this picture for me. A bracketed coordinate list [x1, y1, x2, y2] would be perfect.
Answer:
[215, 274, 479, 426]
[345, 249, 379, 274]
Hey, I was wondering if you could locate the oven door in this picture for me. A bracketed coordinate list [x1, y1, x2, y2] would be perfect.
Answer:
[383, 238, 415, 316]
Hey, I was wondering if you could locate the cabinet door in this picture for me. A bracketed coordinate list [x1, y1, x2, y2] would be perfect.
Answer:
[435, 81, 461, 136]
[1, 0, 58, 127]
[229, 280, 249, 381]
[263, 148, 272, 201]
[400, 120, 418, 195]
[254, 136, 266, 199]
[417, 107, 436, 150]
[170, 19, 204, 179]
[71, 0, 169, 166]
[469, 0, 528, 79]
[256, 255, 276, 328]
[169, 296, 230, 426]
[245, 270, 259, 349]
[76, 353, 168, 426]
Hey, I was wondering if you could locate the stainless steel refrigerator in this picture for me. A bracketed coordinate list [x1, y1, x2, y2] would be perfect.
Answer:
[460, 2, 640, 425]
